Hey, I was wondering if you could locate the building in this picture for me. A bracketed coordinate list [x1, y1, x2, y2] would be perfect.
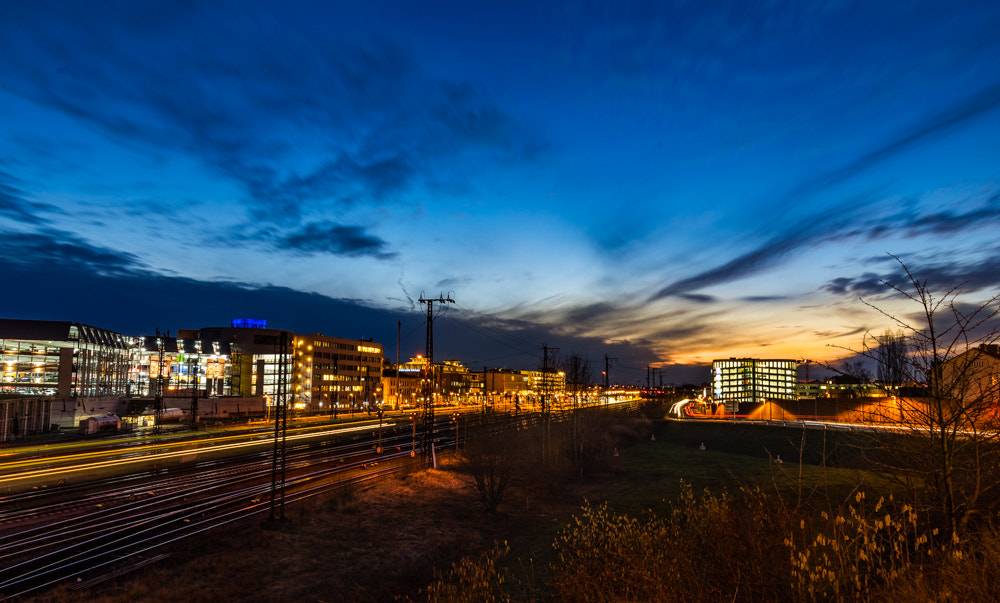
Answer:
[130, 331, 238, 399]
[940, 344, 1000, 407]
[383, 360, 426, 410]
[712, 358, 797, 411]
[299, 335, 384, 412]
[485, 369, 535, 406]
[0, 319, 134, 439]
[384, 357, 483, 409]
[796, 378, 884, 399]
[195, 321, 296, 406]
[522, 369, 566, 406]
[439, 360, 472, 404]
[0, 319, 132, 398]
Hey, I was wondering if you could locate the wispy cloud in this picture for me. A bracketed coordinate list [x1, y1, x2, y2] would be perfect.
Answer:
[0, 228, 145, 275]
[0, 168, 59, 225]
[0, 4, 544, 224]
[651, 81, 1000, 301]
[650, 209, 847, 300]
[823, 250, 1000, 298]
[831, 191, 1000, 243]
[231, 221, 395, 259]
[275, 221, 396, 259]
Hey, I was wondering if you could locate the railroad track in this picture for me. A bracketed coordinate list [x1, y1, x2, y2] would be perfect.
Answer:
[0, 402, 635, 599]
[0, 429, 428, 600]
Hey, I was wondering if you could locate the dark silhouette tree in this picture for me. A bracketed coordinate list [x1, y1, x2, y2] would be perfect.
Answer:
[857, 256, 1000, 537]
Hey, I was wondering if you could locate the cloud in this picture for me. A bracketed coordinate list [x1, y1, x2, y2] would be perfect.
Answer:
[901, 194, 1000, 236]
[0, 168, 58, 225]
[822, 273, 889, 297]
[651, 80, 1000, 301]
[832, 191, 1000, 243]
[777, 81, 1000, 209]
[434, 276, 470, 290]
[0, 5, 544, 224]
[270, 221, 396, 259]
[650, 212, 837, 300]
[0, 232, 665, 379]
[0, 229, 145, 276]
[811, 326, 867, 340]
[823, 251, 1000, 298]
[741, 295, 789, 303]
[678, 293, 716, 304]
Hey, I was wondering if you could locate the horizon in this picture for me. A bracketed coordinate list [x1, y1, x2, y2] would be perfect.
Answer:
[2, 2, 999, 386]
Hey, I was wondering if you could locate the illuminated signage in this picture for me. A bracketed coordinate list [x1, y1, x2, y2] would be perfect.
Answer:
[232, 318, 267, 329]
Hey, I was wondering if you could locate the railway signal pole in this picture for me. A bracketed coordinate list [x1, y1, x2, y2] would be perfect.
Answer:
[153, 329, 167, 435]
[418, 292, 454, 465]
[269, 331, 290, 521]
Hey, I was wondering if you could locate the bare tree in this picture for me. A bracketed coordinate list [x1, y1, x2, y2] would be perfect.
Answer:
[561, 353, 593, 404]
[859, 256, 1000, 537]
[460, 415, 513, 513]
[874, 329, 910, 386]
[841, 360, 872, 382]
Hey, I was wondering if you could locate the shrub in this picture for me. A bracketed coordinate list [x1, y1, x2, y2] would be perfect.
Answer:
[550, 483, 791, 602]
[426, 542, 510, 603]
[784, 492, 961, 601]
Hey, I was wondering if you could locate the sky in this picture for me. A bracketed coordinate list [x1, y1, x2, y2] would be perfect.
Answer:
[2, 0, 1000, 385]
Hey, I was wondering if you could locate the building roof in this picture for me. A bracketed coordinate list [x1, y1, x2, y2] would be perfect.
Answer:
[0, 318, 128, 348]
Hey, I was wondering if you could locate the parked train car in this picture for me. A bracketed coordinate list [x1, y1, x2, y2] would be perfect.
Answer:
[79, 414, 122, 435]
[138, 407, 185, 426]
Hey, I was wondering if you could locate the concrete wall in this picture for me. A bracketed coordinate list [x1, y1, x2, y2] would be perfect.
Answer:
[126, 396, 266, 420]
[1, 397, 51, 442]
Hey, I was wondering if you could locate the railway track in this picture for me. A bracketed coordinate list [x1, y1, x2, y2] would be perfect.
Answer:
[0, 426, 432, 600]
[0, 402, 635, 599]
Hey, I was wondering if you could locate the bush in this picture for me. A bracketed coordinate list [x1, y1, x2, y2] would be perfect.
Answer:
[785, 492, 951, 601]
[426, 543, 510, 603]
[550, 483, 791, 602]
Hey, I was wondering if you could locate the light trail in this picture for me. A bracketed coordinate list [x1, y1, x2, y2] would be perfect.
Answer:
[0, 423, 392, 485]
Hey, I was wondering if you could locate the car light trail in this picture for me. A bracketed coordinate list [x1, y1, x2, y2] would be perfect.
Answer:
[0, 422, 391, 485]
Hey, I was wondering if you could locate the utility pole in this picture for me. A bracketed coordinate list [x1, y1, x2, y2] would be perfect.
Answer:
[418, 292, 454, 465]
[604, 354, 617, 407]
[395, 320, 401, 410]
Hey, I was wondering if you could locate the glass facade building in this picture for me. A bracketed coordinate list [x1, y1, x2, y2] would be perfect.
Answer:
[0, 319, 131, 397]
[712, 358, 797, 410]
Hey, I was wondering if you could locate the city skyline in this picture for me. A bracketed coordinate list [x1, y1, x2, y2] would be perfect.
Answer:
[2, 1, 999, 383]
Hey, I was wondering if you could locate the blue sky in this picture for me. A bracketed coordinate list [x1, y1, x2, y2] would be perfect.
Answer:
[2, 1, 999, 383]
